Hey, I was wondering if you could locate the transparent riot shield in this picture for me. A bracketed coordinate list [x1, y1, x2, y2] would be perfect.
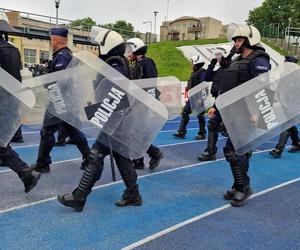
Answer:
[188, 82, 214, 114]
[24, 51, 168, 159]
[133, 76, 181, 119]
[0, 67, 35, 146]
[216, 62, 300, 155]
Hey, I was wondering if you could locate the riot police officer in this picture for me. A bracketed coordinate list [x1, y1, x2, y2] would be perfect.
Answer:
[32, 28, 90, 173]
[212, 25, 271, 206]
[0, 10, 40, 192]
[269, 56, 300, 158]
[126, 38, 164, 170]
[173, 55, 207, 140]
[57, 29, 142, 211]
[173, 55, 206, 140]
[198, 45, 233, 161]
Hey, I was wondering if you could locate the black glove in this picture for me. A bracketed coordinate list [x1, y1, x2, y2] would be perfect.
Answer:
[228, 46, 236, 58]
[210, 58, 218, 66]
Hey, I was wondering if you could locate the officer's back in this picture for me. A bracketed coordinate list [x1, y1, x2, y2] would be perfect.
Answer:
[0, 35, 22, 82]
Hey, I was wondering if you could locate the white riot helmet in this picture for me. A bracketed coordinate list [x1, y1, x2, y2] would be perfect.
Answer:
[0, 10, 16, 33]
[127, 37, 148, 55]
[191, 55, 205, 67]
[93, 26, 125, 56]
[232, 25, 261, 47]
[213, 45, 231, 58]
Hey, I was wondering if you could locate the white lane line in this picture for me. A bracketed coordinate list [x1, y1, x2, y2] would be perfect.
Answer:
[20, 120, 200, 135]
[121, 177, 300, 250]
[10, 128, 204, 149]
[2, 138, 279, 174]
[0, 138, 225, 174]
[0, 138, 211, 174]
[0, 147, 280, 213]
[21, 126, 97, 135]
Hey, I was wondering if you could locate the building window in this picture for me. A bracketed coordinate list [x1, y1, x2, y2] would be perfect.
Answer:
[24, 49, 36, 64]
[39, 50, 49, 64]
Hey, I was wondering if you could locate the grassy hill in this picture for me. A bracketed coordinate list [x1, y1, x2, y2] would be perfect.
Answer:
[147, 39, 227, 81]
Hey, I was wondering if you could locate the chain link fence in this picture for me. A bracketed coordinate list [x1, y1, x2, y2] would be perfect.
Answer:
[262, 23, 300, 58]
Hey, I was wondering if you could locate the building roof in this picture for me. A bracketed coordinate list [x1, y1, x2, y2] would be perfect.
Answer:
[170, 16, 200, 24]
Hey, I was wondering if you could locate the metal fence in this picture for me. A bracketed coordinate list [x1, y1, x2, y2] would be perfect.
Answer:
[262, 23, 300, 57]
[1, 8, 140, 41]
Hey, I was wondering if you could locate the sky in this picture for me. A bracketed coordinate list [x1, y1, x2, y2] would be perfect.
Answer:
[1, 0, 264, 33]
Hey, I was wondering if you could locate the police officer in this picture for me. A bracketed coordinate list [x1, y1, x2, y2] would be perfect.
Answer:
[126, 38, 164, 170]
[173, 55, 207, 140]
[269, 56, 300, 158]
[212, 25, 271, 206]
[198, 45, 233, 161]
[0, 12, 24, 144]
[0, 10, 40, 192]
[57, 29, 142, 211]
[32, 27, 90, 173]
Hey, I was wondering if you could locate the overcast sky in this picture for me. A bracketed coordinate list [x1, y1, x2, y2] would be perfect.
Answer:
[1, 0, 264, 33]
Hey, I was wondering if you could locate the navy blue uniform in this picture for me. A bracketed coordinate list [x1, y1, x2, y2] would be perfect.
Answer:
[0, 37, 27, 173]
[130, 56, 163, 169]
[199, 62, 229, 160]
[57, 55, 141, 210]
[35, 47, 90, 169]
[0, 35, 40, 192]
[175, 66, 207, 137]
[220, 50, 271, 198]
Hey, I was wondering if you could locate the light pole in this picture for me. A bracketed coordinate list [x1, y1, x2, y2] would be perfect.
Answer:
[287, 17, 292, 52]
[166, 0, 170, 23]
[154, 11, 158, 42]
[55, 0, 61, 26]
[143, 21, 152, 44]
[166, 0, 171, 40]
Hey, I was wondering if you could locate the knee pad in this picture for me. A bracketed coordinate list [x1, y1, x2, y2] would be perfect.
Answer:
[223, 148, 237, 164]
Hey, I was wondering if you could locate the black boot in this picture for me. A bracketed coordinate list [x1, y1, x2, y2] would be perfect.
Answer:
[57, 189, 86, 212]
[270, 131, 290, 158]
[58, 148, 103, 212]
[32, 162, 50, 173]
[174, 114, 189, 138]
[173, 131, 186, 139]
[149, 151, 164, 170]
[228, 160, 252, 207]
[194, 134, 206, 140]
[115, 185, 142, 207]
[230, 186, 253, 207]
[269, 148, 282, 158]
[288, 143, 300, 153]
[132, 158, 145, 170]
[11, 136, 24, 143]
[11, 127, 24, 143]
[198, 127, 217, 161]
[198, 151, 216, 161]
[19, 168, 41, 193]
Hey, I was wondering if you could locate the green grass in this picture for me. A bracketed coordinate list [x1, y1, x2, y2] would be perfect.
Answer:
[262, 38, 300, 65]
[262, 38, 289, 56]
[147, 39, 227, 81]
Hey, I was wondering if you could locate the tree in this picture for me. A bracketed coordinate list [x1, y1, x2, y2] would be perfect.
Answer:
[101, 20, 135, 37]
[247, 0, 300, 36]
[70, 17, 97, 30]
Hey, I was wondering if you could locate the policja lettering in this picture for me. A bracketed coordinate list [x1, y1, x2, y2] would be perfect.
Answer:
[254, 89, 278, 130]
[91, 87, 126, 128]
[48, 83, 67, 114]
